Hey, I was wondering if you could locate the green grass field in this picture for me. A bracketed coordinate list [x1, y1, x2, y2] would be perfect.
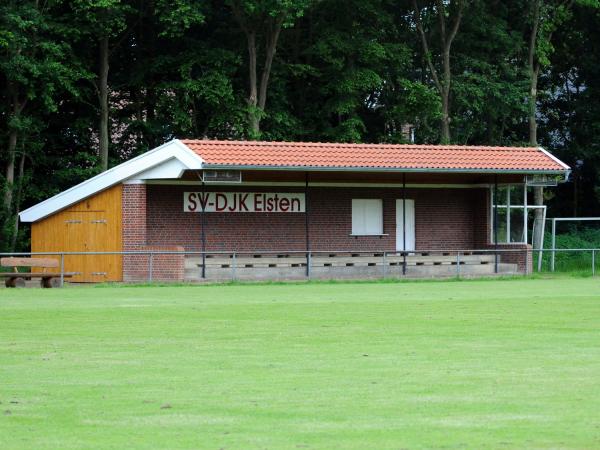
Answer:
[1, 278, 600, 449]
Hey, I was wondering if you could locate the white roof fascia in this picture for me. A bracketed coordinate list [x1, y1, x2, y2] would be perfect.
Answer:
[124, 156, 191, 182]
[19, 139, 203, 223]
[538, 146, 571, 171]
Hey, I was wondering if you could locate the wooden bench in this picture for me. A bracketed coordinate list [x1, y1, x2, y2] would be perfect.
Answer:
[0, 257, 73, 288]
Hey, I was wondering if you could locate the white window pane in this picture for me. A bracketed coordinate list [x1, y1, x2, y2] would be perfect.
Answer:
[510, 207, 525, 242]
[494, 186, 509, 206]
[510, 185, 524, 205]
[527, 186, 536, 205]
[493, 208, 508, 243]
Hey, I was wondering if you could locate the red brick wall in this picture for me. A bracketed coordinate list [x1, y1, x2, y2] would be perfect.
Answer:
[122, 183, 539, 277]
[123, 184, 147, 249]
[143, 245, 185, 281]
[122, 184, 184, 281]
[473, 189, 491, 248]
[142, 184, 490, 252]
[486, 244, 533, 273]
[122, 184, 147, 281]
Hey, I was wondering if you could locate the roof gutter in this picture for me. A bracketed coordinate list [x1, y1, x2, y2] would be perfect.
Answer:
[200, 163, 570, 177]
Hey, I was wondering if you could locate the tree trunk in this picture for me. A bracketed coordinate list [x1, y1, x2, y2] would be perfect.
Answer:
[413, 0, 463, 144]
[3, 83, 23, 215]
[529, 69, 538, 147]
[530, 70, 544, 249]
[3, 130, 17, 214]
[532, 185, 544, 247]
[440, 86, 451, 143]
[529, 67, 543, 249]
[246, 31, 259, 136]
[3, 80, 27, 249]
[528, 0, 544, 251]
[9, 152, 26, 251]
[440, 6, 453, 144]
[258, 17, 283, 113]
[231, 2, 284, 138]
[98, 36, 110, 171]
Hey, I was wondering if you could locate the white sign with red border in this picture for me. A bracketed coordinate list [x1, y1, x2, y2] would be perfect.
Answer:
[184, 192, 305, 213]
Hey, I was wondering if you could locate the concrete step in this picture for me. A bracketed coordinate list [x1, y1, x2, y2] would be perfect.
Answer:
[183, 261, 520, 281]
[185, 254, 498, 269]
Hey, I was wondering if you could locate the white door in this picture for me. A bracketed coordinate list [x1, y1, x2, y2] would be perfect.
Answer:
[396, 199, 415, 251]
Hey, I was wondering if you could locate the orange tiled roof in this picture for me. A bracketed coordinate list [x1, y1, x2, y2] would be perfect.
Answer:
[181, 140, 569, 173]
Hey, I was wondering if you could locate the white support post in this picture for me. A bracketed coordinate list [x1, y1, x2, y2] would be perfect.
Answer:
[523, 184, 528, 244]
[506, 186, 511, 241]
[551, 218, 556, 272]
[537, 208, 546, 272]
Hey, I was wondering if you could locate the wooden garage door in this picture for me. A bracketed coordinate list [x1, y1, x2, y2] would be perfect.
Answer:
[31, 185, 123, 282]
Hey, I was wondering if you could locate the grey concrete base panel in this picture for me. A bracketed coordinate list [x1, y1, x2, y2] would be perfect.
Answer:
[184, 259, 519, 282]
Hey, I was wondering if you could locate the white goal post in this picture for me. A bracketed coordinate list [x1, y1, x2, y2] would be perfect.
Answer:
[548, 217, 600, 272]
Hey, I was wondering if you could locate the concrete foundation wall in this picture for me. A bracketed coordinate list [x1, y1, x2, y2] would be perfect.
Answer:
[187, 261, 519, 282]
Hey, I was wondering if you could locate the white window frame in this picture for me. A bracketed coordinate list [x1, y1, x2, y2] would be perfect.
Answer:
[490, 184, 544, 244]
[351, 199, 384, 236]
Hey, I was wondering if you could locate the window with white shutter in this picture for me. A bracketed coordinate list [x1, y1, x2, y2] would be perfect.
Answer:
[351, 199, 383, 235]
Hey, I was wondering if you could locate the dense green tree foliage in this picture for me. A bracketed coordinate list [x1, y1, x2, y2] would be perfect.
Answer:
[1, 0, 600, 250]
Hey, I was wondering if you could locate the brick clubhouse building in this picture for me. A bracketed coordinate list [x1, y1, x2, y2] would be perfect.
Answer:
[20, 140, 570, 282]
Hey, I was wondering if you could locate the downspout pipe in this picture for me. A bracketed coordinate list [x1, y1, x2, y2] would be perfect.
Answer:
[403, 173, 407, 275]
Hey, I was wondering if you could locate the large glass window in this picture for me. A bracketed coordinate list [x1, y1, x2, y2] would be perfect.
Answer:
[495, 207, 508, 243]
[491, 184, 544, 244]
[510, 209, 525, 243]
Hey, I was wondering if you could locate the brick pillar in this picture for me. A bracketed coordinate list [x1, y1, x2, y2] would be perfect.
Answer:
[487, 243, 533, 274]
[121, 183, 185, 282]
[122, 183, 148, 281]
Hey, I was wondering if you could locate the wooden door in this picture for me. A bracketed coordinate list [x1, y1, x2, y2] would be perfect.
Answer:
[31, 185, 123, 282]
[85, 211, 118, 282]
[62, 211, 89, 282]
